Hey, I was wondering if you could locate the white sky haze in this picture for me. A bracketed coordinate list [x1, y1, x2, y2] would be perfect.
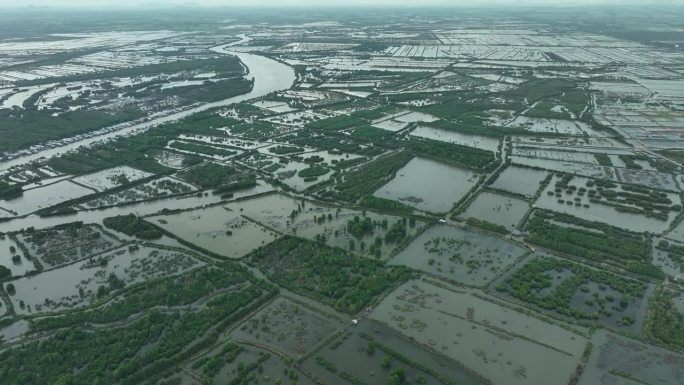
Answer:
[0, 0, 682, 8]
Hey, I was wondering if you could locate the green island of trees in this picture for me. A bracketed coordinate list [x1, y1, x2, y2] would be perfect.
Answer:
[297, 165, 330, 178]
[406, 137, 497, 172]
[0, 264, 11, 280]
[103, 214, 162, 240]
[0, 181, 23, 200]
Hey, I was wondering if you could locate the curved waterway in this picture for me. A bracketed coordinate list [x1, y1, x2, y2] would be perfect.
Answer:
[0, 45, 295, 172]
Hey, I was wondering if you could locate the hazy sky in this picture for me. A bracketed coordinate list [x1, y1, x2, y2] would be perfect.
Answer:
[0, 0, 681, 7]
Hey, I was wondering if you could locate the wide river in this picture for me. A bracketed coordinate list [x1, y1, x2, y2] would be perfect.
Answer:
[0, 44, 296, 173]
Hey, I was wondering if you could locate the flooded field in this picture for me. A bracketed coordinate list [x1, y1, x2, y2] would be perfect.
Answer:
[302, 319, 488, 385]
[0, 319, 29, 342]
[370, 111, 438, 132]
[72, 166, 153, 192]
[665, 220, 684, 243]
[616, 168, 678, 191]
[226, 193, 424, 259]
[651, 238, 684, 278]
[153, 150, 189, 169]
[0, 234, 36, 276]
[148, 205, 279, 259]
[15, 222, 121, 268]
[513, 148, 600, 164]
[80, 176, 196, 209]
[231, 297, 343, 357]
[0, 182, 274, 237]
[490, 165, 549, 197]
[238, 153, 334, 191]
[373, 157, 479, 213]
[371, 279, 586, 385]
[410, 125, 500, 152]
[1, 10, 684, 385]
[0, 180, 95, 216]
[252, 99, 298, 113]
[388, 224, 526, 286]
[579, 330, 684, 385]
[493, 254, 652, 334]
[462, 192, 529, 229]
[296, 149, 364, 165]
[185, 343, 317, 385]
[508, 117, 603, 136]
[535, 174, 680, 233]
[512, 157, 616, 181]
[4, 244, 202, 314]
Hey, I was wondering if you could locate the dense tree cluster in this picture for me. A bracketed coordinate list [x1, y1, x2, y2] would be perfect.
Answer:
[0, 264, 10, 280]
[0, 181, 23, 200]
[644, 289, 684, 350]
[384, 219, 409, 243]
[103, 214, 162, 240]
[46, 111, 242, 175]
[0, 284, 266, 385]
[297, 165, 330, 178]
[405, 137, 496, 172]
[347, 215, 375, 237]
[247, 236, 410, 313]
[0, 108, 144, 154]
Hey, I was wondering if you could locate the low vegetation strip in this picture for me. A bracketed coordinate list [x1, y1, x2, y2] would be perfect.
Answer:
[307, 114, 367, 131]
